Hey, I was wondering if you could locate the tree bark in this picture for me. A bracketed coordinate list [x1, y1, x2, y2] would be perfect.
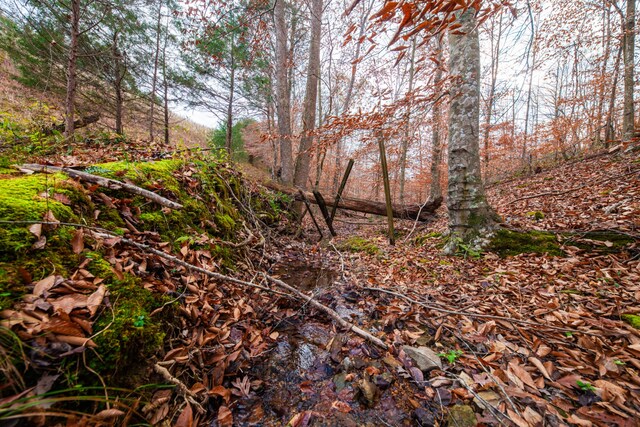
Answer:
[162, 19, 170, 146]
[64, 0, 80, 142]
[398, 38, 416, 205]
[149, 2, 163, 143]
[293, 0, 323, 189]
[112, 31, 124, 135]
[274, 0, 293, 184]
[226, 41, 235, 156]
[446, 9, 498, 251]
[623, 0, 635, 139]
[430, 39, 444, 202]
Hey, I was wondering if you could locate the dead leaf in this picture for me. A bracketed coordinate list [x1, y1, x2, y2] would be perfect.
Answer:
[71, 228, 84, 254]
[217, 405, 233, 427]
[33, 275, 59, 297]
[86, 285, 106, 317]
[175, 402, 193, 427]
[29, 223, 42, 238]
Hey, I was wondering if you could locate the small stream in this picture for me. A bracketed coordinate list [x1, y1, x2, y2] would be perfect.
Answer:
[231, 263, 420, 426]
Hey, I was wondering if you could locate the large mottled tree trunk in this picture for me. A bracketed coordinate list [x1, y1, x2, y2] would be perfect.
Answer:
[64, 0, 80, 142]
[623, 0, 635, 139]
[293, 0, 322, 189]
[275, 0, 293, 185]
[445, 9, 498, 253]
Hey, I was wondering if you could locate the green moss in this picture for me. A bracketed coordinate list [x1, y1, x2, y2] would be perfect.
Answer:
[90, 274, 168, 387]
[526, 211, 545, 220]
[621, 314, 640, 329]
[413, 232, 443, 246]
[339, 236, 380, 255]
[566, 231, 635, 254]
[488, 229, 564, 257]
[214, 213, 237, 234]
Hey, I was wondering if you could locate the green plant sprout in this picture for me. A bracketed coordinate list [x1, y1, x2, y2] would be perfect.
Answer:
[438, 349, 463, 364]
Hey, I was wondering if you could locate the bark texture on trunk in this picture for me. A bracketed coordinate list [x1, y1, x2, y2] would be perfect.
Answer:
[293, 0, 322, 189]
[149, 2, 163, 142]
[446, 9, 498, 251]
[113, 32, 125, 135]
[226, 50, 235, 156]
[430, 40, 444, 202]
[64, 0, 80, 141]
[623, 0, 635, 139]
[275, 0, 293, 185]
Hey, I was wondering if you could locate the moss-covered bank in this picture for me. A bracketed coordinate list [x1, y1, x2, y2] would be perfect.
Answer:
[0, 156, 290, 406]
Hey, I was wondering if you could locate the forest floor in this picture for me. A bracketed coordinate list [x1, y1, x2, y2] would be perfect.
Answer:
[245, 147, 640, 427]
[0, 146, 639, 427]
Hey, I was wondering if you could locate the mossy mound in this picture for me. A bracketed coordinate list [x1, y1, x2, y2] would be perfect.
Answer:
[0, 156, 289, 399]
[488, 229, 564, 257]
[488, 228, 635, 258]
[621, 314, 640, 329]
[339, 236, 380, 255]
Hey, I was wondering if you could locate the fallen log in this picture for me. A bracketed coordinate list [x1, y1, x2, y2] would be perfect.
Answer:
[17, 164, 183, 210]
[42, 113, 101, 136]
[265, 182, 441, 221]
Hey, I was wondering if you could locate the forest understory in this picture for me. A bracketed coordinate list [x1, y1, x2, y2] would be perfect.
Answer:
[0, 143, 638, 427]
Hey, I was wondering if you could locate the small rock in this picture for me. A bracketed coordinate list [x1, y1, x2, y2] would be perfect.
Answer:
[382, 355, 403, 369]
[333, 372, 348, 392]
[355, 376, 379, 408]
[340, 357, 353, 372]
[447, 405, 477, 427]
[374, 372, 394, 390]
[413, 407, 436, 426]
[402, 346, 443, 372]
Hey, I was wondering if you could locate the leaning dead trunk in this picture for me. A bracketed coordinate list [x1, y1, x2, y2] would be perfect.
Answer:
[445, 9, 499, 252]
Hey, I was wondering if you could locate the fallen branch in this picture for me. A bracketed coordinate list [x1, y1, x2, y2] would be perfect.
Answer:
[264, 275, 387, 350]
[506, 168, 640, 205]
[17, 164, 183, 210]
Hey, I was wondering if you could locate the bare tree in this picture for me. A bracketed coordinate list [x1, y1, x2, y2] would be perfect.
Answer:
[274, 0, 293, 184]
[293, 0, 323, 189]
[623, 0, 635, 139]
[63, 0, 80, 141]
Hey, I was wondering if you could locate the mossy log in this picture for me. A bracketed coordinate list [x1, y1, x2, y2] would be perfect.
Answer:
[18, 164, 183, 210]
[266, 182, 442, 221]
[42, 113, 100, 136]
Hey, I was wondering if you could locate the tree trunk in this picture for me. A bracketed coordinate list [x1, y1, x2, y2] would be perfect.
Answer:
[226, 45, 235, 156]
[149, 2, 163, 143]
[430, 39, 444, 202]
[623, 0, 635, 139]
[64, 0, 80, 142]
[275, 0, 293, 184]
[483, 11, 502, 174]
[293, 0, 322, 189]
[113, 31, 124, 135]
[332, 0, 373, 191]
[605, 43, 623, 146]
[398, 38, 416, 205]
[445, 9, 498, 252]
[162, 19, 170, 146]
